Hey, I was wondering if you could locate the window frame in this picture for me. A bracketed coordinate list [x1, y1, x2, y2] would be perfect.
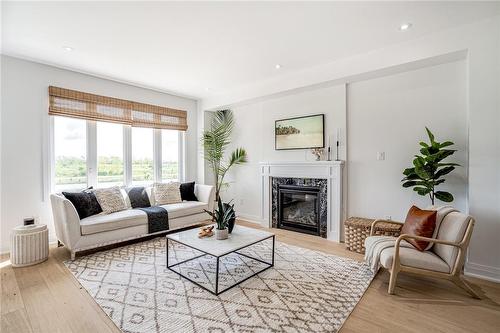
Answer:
[49, 116, 184, 192]
[96, 121, 126, 187]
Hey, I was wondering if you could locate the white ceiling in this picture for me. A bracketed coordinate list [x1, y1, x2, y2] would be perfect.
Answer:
[2, 1, 500, 99]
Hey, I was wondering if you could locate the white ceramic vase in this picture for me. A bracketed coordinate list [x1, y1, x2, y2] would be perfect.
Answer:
[215, 228, 228, 240]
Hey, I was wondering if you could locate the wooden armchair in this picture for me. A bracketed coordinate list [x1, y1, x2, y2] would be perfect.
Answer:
[368, 211, 479, 298]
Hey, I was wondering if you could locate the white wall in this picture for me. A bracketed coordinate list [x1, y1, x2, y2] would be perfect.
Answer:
[347, 60, 467, 221]
[224, 61, 468, 224]
[222, 85, 346, 221]
[204, 17, 500, 281]
[0, 55, 198, 252]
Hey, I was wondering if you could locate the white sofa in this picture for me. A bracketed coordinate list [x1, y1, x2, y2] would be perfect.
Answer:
[50, 184, 215, 259]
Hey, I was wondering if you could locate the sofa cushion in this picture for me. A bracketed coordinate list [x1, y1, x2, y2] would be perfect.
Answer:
[160, 201, 208, 219]
[62, 188, 102, 220]
[154, 182, 182, 205]
[180, 182, 198, 201]
[401, 205, 437, 251]
[380, 246, 450, 273]
[125, 186, 151, 208]
[80, 209, 147, 235]
[79, 201, 208, 235]
[94, 186, 127, 214]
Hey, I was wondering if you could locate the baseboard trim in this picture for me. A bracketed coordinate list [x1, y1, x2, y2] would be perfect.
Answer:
[465, 262, 500, 283]
[237, 214, 264, 225]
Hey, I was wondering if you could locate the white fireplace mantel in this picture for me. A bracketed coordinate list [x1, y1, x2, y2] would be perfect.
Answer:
[259, 160, 344, 242]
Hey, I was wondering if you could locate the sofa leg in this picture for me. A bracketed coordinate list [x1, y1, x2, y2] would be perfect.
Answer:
[388, 269, 399, 295]
[453, 275, 481, 299]
[70, 251, 76, 260]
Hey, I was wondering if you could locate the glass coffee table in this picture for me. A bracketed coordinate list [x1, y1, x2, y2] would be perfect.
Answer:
[166, 225, 275, 295]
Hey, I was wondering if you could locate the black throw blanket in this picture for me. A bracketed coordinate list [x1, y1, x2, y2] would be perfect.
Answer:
[137, 206, 169, 234]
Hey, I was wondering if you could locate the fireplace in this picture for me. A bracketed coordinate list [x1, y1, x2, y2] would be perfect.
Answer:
[262, 162, 344, 241]
[278, 184, 320, 236]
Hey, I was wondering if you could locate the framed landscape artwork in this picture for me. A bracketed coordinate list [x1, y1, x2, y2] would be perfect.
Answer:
[275, 114, 325, 150]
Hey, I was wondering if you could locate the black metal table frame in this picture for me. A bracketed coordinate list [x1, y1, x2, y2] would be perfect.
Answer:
[166, 235, 275, 295]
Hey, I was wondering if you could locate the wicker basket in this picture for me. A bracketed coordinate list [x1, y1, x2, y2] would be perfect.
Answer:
[344, 217, 402, 254]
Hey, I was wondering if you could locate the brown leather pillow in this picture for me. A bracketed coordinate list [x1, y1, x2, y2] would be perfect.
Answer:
[401, 205, 437, 251]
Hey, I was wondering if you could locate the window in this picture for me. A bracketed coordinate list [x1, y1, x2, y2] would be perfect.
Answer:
[53, 116, 87, 191]
[50, 87, 186, 191]
[162, 130, 179, 181]
[131, 127, 154, 184]
[97, 122, 124, 187]
[52, 112, 183, 190]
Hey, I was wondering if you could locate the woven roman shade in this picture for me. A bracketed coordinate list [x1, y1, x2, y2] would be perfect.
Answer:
[48, 86, 188, 131]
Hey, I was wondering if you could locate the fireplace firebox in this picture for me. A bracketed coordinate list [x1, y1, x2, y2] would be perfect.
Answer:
[277, 184, 320, 236]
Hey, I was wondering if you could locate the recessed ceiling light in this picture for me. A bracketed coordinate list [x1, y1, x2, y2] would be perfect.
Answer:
[399, 23, 412, 31]
[275, 64, 282, 69]
[62, 46, 74, 51]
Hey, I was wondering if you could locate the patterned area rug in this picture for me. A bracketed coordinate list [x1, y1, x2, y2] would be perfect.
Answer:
[64, 236, 374, 333]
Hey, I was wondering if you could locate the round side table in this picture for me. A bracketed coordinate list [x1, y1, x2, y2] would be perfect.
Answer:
[10, 224, 49, 267]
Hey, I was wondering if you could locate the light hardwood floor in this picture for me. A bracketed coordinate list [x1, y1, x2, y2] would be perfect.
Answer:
[2, 220, 500, 333]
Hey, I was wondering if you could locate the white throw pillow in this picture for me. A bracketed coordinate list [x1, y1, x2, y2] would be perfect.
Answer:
[154, 182, 182, 205]
[93, 186, 127, 214]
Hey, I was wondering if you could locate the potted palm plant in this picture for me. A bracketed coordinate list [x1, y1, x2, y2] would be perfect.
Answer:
[205, 197, 236, 240]
[202, 109, 247, 230]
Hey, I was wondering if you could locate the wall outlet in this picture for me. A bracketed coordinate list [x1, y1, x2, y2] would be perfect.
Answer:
[384, 215, 392, 221]
[377, 152, 385, 160]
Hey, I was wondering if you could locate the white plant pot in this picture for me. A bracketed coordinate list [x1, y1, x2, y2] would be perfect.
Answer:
[215, 228, 228, 240]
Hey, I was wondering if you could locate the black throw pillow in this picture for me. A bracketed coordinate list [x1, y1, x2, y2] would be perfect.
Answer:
[180, 182, 198, 201]
[62, 187, 102, 220]
[126, 187, 151, 208]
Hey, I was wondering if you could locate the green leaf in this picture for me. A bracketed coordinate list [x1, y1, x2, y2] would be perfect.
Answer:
[229, 148, 248, 166]
[414, 166, 430, 180]
[420, 147, 431, 156]
[439, 141, 455, 148]
[432, 149, 457, 163]
[433, 179, 446, 186]
[413, 157, 425, 169]
[403, 180, 428, 188]
[414, 187, 431, 196]
[419, 141, 429, 148]
[425, 127, 435, 144]
[402, 173, 421, 181]
[403, 167, 416, 176]
[435, 191, 454, 202]
[437, 162, 460, 167]
[434, 166, 455, 179]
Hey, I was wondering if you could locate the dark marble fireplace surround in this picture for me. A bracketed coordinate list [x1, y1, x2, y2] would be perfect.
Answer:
[271, 177, 328, 238]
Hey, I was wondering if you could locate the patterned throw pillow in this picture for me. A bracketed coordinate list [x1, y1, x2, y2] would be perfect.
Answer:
[154, 182, 182, 205]
[93, 186, 127, 214]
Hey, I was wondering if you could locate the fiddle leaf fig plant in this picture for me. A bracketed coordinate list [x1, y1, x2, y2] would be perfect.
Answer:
[402, 127, 459, 205]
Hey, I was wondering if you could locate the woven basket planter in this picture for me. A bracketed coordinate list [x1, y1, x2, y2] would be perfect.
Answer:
[344, 217, 402, 254]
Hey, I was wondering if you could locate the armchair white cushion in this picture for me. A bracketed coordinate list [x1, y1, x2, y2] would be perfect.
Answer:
[379, 247, 450, 273]
[364, 206, 479, 298]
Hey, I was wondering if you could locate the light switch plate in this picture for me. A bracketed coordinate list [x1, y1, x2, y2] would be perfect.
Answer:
[377, 152, 385, 160]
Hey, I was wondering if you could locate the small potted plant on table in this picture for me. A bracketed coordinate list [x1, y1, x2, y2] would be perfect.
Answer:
[205, 197, 236, 240]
